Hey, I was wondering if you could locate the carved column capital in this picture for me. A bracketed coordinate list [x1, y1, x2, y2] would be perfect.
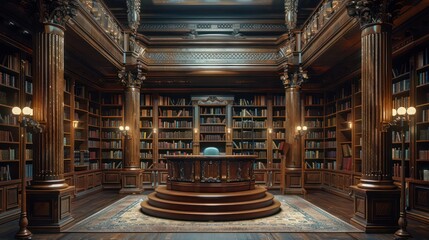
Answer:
[118, 61, 145, 89]
[280, 64, 308, 89]
[346, 0, 403, 28]
[38, 0, 78, 28]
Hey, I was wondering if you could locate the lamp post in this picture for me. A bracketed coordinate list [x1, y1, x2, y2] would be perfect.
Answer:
[391, 106, 415, 240]
[12, 106, 42, 240]
[296, 125, 307, 195]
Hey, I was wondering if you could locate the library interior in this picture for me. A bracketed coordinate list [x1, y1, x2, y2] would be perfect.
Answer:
[0, 0, 429, 239]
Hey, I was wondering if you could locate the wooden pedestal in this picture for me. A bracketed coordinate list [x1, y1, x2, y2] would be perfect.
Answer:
[26, 186, 75, 232]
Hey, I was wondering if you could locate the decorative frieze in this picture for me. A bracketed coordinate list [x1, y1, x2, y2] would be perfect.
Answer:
[144, 51, 279, 65]
[346, 0, 403, 28]
[139, 23, 287, 32]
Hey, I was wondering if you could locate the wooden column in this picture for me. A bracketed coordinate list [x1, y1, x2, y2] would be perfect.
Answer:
[118, 61, 144, 194]
[281, 63, 305, 194]
[347, 0, 402, 232]
[26, 0, 77, 232]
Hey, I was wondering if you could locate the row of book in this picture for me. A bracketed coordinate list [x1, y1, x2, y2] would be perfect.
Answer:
[418, 150, 429, 160]
[140, 142, 153, 149]
[0, 90, 18, 105]
[101, 150, 123, 159]
[102, 161, 122, 169]
[141, 120, 153, 127]
[101, 140, 121, 149]
[158, 141, 192, 149]
[421, 109, 429, 123]
[159, 120, 192, 128]
[159, 108, 192, 117]
[159, 97, 189, 106]
[392, 78, 410, 94]
[305, 119, 323, 128]
[392, 130, 410, 143]
[101, 94, 122, 105]
[200, 117, 225, 124]
[233, 131, 267, 139]
[232, 141, 267, 149]
[101, 108, 122, 116]
[392, 163, 406, 178]
[419, 128, 429, 140]
[392, 147, 410, 160]
[140, 94, 152, 106]
[393, 96, 410, 109]
[0, 130, 13, 142]
[235, 96, 267, 106]
[0, 165, 11, 181]
[0, 72, 17, 88]
[200, 125, 225, 132]
[417, 70, 429, 86]
[1, 54, 20, 71]
[233, 108, 267, 117]
[159, 131, 192, 139]
[304, 95, 324, 105]
[233, 120, 267, 128]
[140, 152, 153, 159]
[140, 131, 153, 139]
[102, 119, 121, 127]
[0, 148, 16, 160]
[141, 109, 152, 117]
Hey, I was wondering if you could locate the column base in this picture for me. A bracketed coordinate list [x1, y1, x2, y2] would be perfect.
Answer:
[350, 185, 400, 233]
[27, 186, 75, 232]
[119, 169, 144, 194]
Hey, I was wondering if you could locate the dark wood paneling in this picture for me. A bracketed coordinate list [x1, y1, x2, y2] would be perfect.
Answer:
[5, 185, 18, 210]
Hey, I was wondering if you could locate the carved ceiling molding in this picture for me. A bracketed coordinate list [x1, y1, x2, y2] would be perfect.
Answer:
[143, 51, 280, 65]
[139, 23, 287, 32]
[39, 0, 79, 27]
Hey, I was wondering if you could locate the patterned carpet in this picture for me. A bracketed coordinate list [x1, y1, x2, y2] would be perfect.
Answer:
[66, 195, 361, 233]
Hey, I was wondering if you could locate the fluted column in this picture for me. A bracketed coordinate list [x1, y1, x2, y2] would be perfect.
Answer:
[118, 61, 145, 193]
[281, 62, 307, 194]
[347, 0, 403, 232]
[27, 0, 77, 231]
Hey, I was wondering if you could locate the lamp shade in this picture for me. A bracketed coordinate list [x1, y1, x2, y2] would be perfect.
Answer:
[296, 126, 302, 131]
[22, 107, 32, 116]
[12, 107, 21, 115]
[392, 108, 397, 117]
[119, 126, 124, 131]
[124, 126, 130, 131]
[397, 107, 406, 116]
[407, 107, 416, 116]
[302, 126, 308, 131]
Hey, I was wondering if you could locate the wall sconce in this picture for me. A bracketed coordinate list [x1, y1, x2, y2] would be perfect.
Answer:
[268, 128, 273, 134]
[295, 125, 307, 140]
[73, 120, 79, 128]
[119, 125, 130, 139]
[348, 122, 353, 129]
[227, 128, 231, 134]
[153, 128, 157, 134]
[12, 107, 42, 133]
[194, 128, 199, 134]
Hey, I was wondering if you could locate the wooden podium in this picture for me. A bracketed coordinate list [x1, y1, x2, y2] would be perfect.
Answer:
[141, 155, 281, 221]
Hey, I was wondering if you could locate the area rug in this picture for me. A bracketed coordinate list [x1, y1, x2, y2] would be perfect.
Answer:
[65, 195, 361, 233]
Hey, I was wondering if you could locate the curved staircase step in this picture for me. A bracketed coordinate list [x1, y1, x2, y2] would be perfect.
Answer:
[146, 191, 276, 212]
[141, 199, 281, 221]
[155, 185, 267, 203]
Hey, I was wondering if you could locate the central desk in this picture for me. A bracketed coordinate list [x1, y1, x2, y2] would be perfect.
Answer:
[141, 155, 281, 221]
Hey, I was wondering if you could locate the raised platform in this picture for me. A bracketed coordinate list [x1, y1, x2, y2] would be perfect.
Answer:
[141, 185, 281, 221]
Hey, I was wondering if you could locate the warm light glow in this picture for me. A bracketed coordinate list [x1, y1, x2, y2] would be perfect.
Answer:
[29, 108, 33, 116]
[124, 126, 130, 131]
[73, 121, 79, 128]
[302, 126, 308, 131]
[22, 107, 32, 116]
[407, 107, 416, 116]
[12, 107, 21, 115]
[119, 125, 124, 131]
[153, 128, 157, 134]
[296, 126, 302, 131]
[392, 108, 397, 117]
[397, 107, 406, 116]
[227, 128, 231, 134]
[348, 122, 352, 129]
[194, 128, 199, 134]
[268, 128, 272, 134]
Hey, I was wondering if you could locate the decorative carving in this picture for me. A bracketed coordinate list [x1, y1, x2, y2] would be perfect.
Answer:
[126, 0, 141, 32]
[285, 0, 299, 30]
[280, 64, 308, 89]
[118, 61, 145, 89]
[139, 23, 287, 32]
[201, 160, 221, 183]
[39, 0, 78, 27]
[198, 96, 228, 105]
[144, 51, 279, 65]
[346, 0, 403, 28]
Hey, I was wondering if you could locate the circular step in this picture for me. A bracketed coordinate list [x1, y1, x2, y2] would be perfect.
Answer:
[140, 186, 281, 221]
